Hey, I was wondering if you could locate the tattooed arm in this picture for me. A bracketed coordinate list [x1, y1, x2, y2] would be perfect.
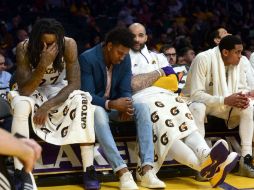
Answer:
[131, 68, 165, 92]
[33, 37, 80, 125]
[16, 41, 49, 96]
[42, 37, 80, 110]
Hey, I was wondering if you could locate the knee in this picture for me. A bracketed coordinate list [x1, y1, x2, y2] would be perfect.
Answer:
[94, 106, 109, 126]
[13, 100, 31, 116]
[133, 103, 150, 116]
[189, 103, 206, 118]
[240, 104, 253, 119]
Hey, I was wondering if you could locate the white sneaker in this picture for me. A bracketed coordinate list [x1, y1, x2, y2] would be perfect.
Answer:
[119, 171, 139, 190]
[140, 170, 166, 189]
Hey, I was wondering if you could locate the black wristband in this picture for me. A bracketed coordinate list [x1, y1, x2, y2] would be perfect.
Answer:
[14, 133, 26, 139]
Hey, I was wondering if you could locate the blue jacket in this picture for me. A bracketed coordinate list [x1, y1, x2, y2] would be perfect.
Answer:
[79, 44, 132, 109]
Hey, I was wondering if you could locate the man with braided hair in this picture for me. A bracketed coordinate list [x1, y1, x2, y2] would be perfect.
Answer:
[9, 18, 98, 190]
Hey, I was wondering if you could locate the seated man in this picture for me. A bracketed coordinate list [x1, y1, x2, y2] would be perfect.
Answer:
[0, 53, 11, 99]
[207, 27, 231, 48]
[0, 54, 12, 131]
[9, 18, 98, 190]
[183, 35, 254, 178]
[159, 44, 191, 93]
[173, 47, 195, 93]
[79, 27, 165, 189]
[129, 23, 238, 188]
[160, 44, 177, 65]
[177, 47, 195, 66]
[209, 27, 254, 101]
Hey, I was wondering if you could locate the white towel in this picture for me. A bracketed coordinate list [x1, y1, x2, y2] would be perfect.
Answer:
[209, 47, 239, 96]
[133, 86, 197, 173]
[10, 90, 95, 145]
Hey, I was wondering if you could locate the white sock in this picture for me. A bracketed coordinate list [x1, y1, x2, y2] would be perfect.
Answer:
[11, 101, 31, 170]
[194, 144, 211, 163]
[239, 104, 253, 157]
[184, 131, 210, 163]
[80, 145, 94, 172]
[168, 139, 200, 171]
[241, 145, 252, 157]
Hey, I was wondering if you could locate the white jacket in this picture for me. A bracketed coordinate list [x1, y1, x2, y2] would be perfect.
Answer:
[129, 45, 169, 76]
[183, 47, 249, 108]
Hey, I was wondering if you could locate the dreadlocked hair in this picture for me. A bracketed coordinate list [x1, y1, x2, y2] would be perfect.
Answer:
[27, 18, 65, 72]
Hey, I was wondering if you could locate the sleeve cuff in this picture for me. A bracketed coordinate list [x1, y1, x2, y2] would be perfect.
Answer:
[220, 97, 225, 105]
[105, 100, 110, 110]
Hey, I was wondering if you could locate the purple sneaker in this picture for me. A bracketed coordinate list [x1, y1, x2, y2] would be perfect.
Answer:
[83, 166, 100, 190]
[200, 139, 229, 178]
[210, 152, 239, 187]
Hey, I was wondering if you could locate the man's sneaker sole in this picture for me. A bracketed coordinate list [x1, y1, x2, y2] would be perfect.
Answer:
[119, 172, 139, 190]
[140, 170, 166, 189]
[120, 188, 139, 190]
[84, 185, 101, 190]
[210, 152, 239, 188]
[140, 182, 166, 189]
[200, 141, 228, 178]
[83, 181, 101, 190]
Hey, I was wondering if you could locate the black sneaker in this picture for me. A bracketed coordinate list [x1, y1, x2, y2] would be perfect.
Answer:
[238, 154, 254, 178]
[83, 165, 100, 190]
[14, 168, 34, 190]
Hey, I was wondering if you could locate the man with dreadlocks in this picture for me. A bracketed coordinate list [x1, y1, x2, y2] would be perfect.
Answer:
[8, 18, 98, 190]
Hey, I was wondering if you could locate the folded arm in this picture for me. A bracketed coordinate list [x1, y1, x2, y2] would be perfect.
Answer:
[131, 69, 163, 92]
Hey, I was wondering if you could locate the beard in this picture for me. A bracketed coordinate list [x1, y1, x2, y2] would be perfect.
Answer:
[132, 42, 145, 52]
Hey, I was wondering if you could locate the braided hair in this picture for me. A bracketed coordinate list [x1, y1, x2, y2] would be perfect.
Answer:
[27, 18, 65, 72]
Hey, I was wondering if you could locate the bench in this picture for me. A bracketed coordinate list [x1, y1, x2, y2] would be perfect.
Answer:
[33, 116, 241, 175]
[0, 98, 244, 185]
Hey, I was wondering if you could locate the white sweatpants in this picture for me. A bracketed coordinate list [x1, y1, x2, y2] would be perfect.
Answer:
[168, 131, 210, 171]
[11, 100, 94, 172]
[189, 102, 253, 157]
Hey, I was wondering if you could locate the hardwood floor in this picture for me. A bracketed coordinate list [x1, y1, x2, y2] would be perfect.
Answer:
[38, 174, 254, 190]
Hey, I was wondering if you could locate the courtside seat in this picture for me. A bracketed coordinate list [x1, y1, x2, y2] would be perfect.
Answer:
[32, 115, 241, 176]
